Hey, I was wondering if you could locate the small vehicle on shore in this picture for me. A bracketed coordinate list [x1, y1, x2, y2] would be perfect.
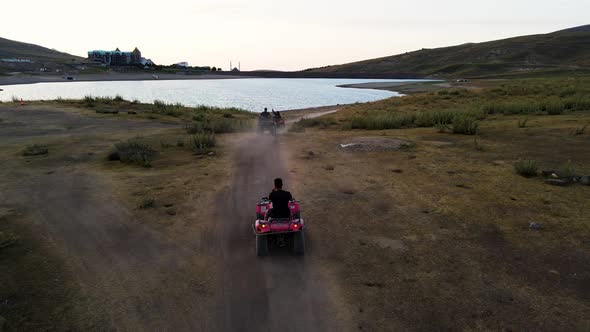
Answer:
[253, 198, 305, 256]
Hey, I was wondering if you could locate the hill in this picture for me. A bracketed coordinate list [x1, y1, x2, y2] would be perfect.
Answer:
[305, 25, 590, 78]
[0, 37, 83, 63]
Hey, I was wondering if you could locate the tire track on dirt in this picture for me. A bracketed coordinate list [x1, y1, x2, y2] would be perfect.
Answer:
[9, 172, 215, 331]
[215, 133, 341, 332]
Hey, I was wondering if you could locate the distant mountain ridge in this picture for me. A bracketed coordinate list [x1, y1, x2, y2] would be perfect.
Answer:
[555, 24, 590, 33]
[0, 37, 83, 62]
[305, 25, 590, 78]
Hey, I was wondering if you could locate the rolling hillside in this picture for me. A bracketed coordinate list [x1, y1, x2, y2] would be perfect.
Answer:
[0, 37, 83, 62]
[305, 25, 590, 78]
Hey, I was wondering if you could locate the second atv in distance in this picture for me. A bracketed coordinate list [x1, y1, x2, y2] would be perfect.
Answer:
[257, 116, 277, 135]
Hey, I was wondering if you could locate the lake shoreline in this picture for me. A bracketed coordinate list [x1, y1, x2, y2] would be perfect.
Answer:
[0, 73, 248, 86]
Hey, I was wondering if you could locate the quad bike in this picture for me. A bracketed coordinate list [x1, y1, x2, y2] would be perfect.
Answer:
[275, 117, 286, 129]
[257, 117, 277, 136]
[253, 198, 305, 256]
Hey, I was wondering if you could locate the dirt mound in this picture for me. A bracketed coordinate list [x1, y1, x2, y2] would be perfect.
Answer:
[340, 137, 412, 152]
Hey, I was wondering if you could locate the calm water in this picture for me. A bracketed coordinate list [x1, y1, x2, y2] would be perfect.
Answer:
[0, 78, 421, 112]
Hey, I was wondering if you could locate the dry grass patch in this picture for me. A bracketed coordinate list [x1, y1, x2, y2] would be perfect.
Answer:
[285, 111, 590, 331]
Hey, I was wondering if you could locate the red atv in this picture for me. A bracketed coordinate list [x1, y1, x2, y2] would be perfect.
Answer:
[274, 117, 285, 129]
[253, 198, 305, 256]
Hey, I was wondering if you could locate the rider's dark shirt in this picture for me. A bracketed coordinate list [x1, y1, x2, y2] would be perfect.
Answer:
[260, 112, 271, 119]
[269, 189, 293, 218]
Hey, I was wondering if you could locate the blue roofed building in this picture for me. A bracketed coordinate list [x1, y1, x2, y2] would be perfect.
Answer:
[88, 47, 142, 65]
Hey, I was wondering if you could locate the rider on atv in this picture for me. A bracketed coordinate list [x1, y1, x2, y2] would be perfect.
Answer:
[260, 108, 271, 119]
[272, 109, 281, 119]
[267, 178, 293, 219]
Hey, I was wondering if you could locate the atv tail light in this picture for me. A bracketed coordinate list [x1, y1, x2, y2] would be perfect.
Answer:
[261, 224, 267, 228]
[293, 223, 299, 229]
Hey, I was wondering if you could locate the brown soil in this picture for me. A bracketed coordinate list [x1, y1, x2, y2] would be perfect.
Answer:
[0, 104, 346, 331]
[213, 133, 345, 331]
[284, 115, 590, 331]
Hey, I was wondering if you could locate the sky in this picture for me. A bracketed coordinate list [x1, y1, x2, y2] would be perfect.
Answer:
[1, 0, 588, 71]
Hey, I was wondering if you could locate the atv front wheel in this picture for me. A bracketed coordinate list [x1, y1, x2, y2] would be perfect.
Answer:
[256, 235, 269, 256]
[293, 231, 305, 255]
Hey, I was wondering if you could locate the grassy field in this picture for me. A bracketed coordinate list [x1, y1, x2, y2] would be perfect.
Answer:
[286, 77, 590, 331]
[1, 79, 589, 330]
[295, 77, 590, 132]
[17, 96, 256, 131]
[0, 100, 254, 330]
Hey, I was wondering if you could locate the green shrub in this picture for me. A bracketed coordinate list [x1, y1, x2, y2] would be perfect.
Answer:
[189, 133, 216, 154]
[112, 139, 156, 167]
[151, 100, 184, 117]
[518, 118, 528, 128]
[84, 95, 96, 107]
[434, 122, 449, 133]
[559, 160, 576, 179]
[542, 99, 564, 115]
[451, 115, 479, 135]
[514, 160, 538, 178]
[206, 118, 249, 133]
[186, 117, 252, 134]
[350, 113, 412, 130]
[11, 96, 19, 103]
[482, 101, 539, 115]
[414, 110, 455, 127]
[139, 198, 156, 209]
[22, 144, 49, 156]
[290, 117, 336, 131]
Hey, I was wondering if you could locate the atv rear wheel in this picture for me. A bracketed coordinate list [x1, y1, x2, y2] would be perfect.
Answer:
[293, 231, 305, 255]
[256, 235, 269, 256]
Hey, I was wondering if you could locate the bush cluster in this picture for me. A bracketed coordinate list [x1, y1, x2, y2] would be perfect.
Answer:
[185, 117, 252, 134]
[481, 96, 590, 115]
[189, 133, 216, 154]
[83, 95, 128, 107]
[349, 109, 480, 135]
[514, 160, 538, 178]
[110, 139, 156, 167]
[22, 144, 49, 156]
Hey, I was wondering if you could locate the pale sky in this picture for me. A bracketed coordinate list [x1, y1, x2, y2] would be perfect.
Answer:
[1, 0, 588, 71]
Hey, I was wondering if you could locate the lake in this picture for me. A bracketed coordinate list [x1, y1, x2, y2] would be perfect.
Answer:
[0, 78, 422, 112]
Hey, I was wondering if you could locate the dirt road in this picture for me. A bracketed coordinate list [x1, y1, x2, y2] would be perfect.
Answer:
[1, 105, 343, 331]
[214, 133, 342, 332]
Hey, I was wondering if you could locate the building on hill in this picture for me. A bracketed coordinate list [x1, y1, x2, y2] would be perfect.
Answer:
[88, 47, 142, 65]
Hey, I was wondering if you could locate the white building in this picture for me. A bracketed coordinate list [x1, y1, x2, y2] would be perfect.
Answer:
[140, 57, 154, 66]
